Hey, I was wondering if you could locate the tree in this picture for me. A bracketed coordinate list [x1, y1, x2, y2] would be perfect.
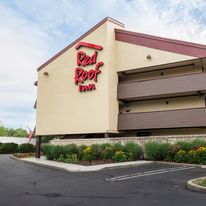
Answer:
[0, 126, 9, 136]
[8, 128, 15, 137]
[14, 128, 28, 137]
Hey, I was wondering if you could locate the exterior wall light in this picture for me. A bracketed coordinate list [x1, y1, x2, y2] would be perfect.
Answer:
[146, 55, 152, 60]
[43, 72, 49, 76]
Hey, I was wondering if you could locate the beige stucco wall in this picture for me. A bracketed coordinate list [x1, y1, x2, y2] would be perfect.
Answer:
[115, 41, 196, 72]
[36, 21, 123, 135]
[120, 64, 202, 83]
[120, 96, 205, 113]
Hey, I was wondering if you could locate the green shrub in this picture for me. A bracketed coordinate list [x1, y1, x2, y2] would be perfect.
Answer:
[41, 144, 51, 155]
[165, 144, 181, 161]
[18, 143, 35, 153]
[111, 143, 124, 153]
[176, 141, 194, 152]
[188, 147, 206, 164]
[81, 146, 95, 164]
[187, 149, 197, 164]
[91, 144, 102, 160]
[78, 145, 87, 160]
[124, 142, 143, 160]
[0, 143, 18, 154]
[50, 145, 66, 160]
[100, 143, 112, 150]
[174, 150, 188, 163]
[41, 145, 55, 160]
[176, 139, 206, 152]
[65, 144, 78, 155]
[159, 143, 170, 160]
[102, 145, 113, 160]
[144, 142, 170, 160]
[112, 151, 127, 162]
[191, 139, 206, 149]
[63, 154, 78, 163]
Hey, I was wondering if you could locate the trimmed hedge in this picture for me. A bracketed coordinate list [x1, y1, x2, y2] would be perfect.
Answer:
[0, 143, 18, 154]
[0, 143, 35, 154]
[18, 143, 35, 153]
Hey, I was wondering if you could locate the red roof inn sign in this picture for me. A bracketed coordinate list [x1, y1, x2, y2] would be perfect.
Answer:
[74, 42, 104, 92]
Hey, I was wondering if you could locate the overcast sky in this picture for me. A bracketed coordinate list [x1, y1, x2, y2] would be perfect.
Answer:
[1, 0, 206, 130]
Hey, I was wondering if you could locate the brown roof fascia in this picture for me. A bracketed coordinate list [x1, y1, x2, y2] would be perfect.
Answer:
[37, 17, 124, 72]
[115, 29, 206, 58]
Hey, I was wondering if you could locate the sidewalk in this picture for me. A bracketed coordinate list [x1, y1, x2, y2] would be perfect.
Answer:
[12, 155, 153, 172]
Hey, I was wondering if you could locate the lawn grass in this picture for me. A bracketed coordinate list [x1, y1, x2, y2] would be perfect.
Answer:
[195, 179, 206, 187]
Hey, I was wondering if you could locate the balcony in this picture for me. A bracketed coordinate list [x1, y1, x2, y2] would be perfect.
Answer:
[117, 72, 206, 101]
[118, 108, 206, 130]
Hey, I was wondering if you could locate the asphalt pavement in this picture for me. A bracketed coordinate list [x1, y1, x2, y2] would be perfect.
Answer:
[0, 154, 206, 206]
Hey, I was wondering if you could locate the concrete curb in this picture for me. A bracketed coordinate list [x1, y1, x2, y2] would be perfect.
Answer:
[154, 161, 203, 168]
[10, 155, 75, 172]
[10, 155, 153, 172]
[187, 177, 206, 193]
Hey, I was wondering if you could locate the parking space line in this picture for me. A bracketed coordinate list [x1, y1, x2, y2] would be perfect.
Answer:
[106, 166, 195, 182]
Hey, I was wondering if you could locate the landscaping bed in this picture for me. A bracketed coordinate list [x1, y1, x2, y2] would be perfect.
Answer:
[144, 139, 206, 164]
[41, 138, 206, 166]
[42, 142, 143, 165]
[13, 153, 35, 159]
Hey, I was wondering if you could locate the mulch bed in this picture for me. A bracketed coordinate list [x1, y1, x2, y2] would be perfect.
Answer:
[13, 153, 35, 158]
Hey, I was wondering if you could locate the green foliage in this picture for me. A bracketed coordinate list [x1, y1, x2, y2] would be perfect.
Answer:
[0, 126, 9, 136]
[42, 142, 143, 163]
[18, 143, 35, 153]
[65, 144, 78, 155]
[81, 146, 95, 163]
[91, 144, 102, 160]
[0, 126, 28, 137]
[77, 145, 87, 160]
[165, 144, 181, 161]
[187, 147, 206, 164]
[176, 139, 206, 152]
[102, 145, 113, 160]
[7, 129, 15, 136]
[0, 143, 18, 154]
[174, 150, 188, 163]
[112, 151, 127, 162]
[144, 142, 169, 160]
[14, 128, 27, 137]
[191, 139, 206, 148]
[41, 145, 55, 160]
[50, 145, 67, 161]
[124, 142, 143, 160]
[63, 154, 78, 163]
[112, 143, 124, 153]
[176, 141, 194, 152]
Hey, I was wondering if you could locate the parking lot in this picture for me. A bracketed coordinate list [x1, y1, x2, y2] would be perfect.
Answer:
[0, 155, 206, 206]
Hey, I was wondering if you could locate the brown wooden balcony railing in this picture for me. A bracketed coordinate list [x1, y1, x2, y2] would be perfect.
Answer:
[118, 72, 206, 101]
[118, 108, 206, 130]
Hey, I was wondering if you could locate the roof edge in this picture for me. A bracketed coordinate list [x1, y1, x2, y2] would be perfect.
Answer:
[37, 17, 124, 71]
[115, 29, 206, 58]
[115, 29, 206, 50]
